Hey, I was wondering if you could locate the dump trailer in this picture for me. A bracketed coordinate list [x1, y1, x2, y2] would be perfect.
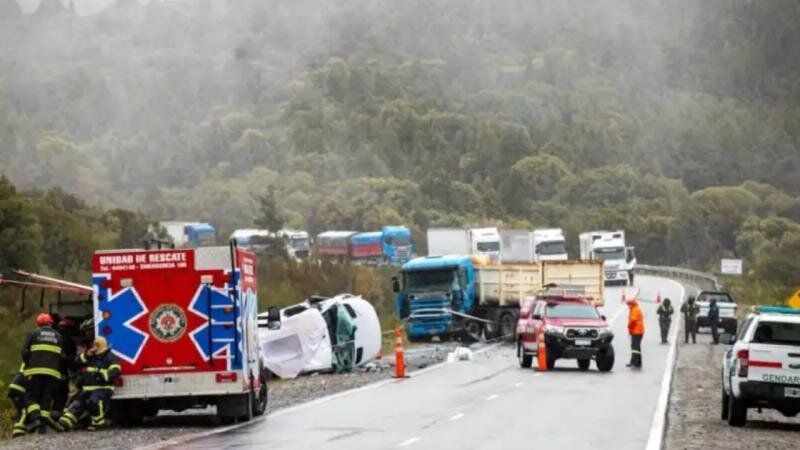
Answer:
[394, 257, 603, 342]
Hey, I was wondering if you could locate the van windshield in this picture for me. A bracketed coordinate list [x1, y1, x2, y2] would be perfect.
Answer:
[404, 269, 459, 294]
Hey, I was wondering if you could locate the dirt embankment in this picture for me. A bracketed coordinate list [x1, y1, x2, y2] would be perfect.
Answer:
[666, 326, 800, 449]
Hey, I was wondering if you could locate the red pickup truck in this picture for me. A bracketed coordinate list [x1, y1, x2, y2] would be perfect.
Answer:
[516, 295, 615, 371]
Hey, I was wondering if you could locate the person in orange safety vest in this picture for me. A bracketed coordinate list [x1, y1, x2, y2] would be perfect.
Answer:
[626, 298, 644, 369]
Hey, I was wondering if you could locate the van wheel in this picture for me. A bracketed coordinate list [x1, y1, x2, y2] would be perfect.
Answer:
[518, 343, 532, 369]
[546, 353, 557, 370]
[253, 367, 268, 416]
[727, 395, 747, 427]
[577, 359, 591, 371]
[721, 389, 729, 420]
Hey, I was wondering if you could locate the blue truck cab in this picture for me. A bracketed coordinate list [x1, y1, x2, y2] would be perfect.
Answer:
[382, 226, 414, 264]
[393, 255, 476, 341]
[185, 223, 216, 247]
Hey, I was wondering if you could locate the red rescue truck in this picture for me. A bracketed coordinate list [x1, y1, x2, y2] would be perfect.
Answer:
[92, 243, 277, 423]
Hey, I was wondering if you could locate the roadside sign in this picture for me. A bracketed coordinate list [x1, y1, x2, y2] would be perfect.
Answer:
[720, 259, 743, 275]
[788, 288, 800, 309]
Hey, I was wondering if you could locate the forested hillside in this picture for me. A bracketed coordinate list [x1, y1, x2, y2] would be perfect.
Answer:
[1, 0, 799, 298]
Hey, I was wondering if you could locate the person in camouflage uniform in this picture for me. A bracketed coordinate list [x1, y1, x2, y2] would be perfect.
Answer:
[656, 298, 674, 344]
[680, 295, 700, 344]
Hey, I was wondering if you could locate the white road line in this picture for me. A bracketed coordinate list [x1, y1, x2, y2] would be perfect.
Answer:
[645, 278, 685, 450]
[514, 382, 524, 387]
[450, 412, 465, 421]
[609, 303, 628, 325]
[398, 437, 421, 447]
[486, 394, 499, 401]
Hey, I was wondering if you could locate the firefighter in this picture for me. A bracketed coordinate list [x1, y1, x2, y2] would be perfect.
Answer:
[656, 298, 674, 344]
[681, 295, 700, 344]
[21, 313, 65, 434]
[6, 363, 29, 438]
[52, 318, 78, 420]
[59, 336, 121, 432]
[626, 298, 644, 369]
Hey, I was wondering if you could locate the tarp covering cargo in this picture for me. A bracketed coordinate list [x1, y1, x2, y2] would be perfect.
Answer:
[349, 231, 383, 259]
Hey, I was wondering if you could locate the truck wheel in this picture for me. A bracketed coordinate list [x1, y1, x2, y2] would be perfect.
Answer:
[577, 359, 591, 371]
[721, 389, 729, 420]
[464, 320, 483, 342]
[518, 343, 533, 369]
[499, 311, 517, 342]
[727, 395, 747, 427]
[596, 347, 615, 372]
[629, 272, 635, 285]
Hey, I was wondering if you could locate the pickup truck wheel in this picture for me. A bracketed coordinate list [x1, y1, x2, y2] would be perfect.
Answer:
[577, 359, 591, 371]
[518, 343, 533, 369]
[596, 347, 615, 372]
[721, 389, 729, 420]
[727, 395, 747, 427]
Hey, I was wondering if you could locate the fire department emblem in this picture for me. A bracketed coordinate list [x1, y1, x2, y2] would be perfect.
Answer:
[149, 304, 187, 343]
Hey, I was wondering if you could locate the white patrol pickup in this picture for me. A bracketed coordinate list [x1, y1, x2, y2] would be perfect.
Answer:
[721, 306, 800, 427]
[696, 290, 738, 334]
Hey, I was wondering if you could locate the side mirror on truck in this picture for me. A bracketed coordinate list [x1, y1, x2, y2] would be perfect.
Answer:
[391, 276, 400, 293]
[266, 306, 281, 330]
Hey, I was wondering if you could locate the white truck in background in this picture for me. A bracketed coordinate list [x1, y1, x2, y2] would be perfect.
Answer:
[532, 228, 568, 261]
[579, 230, 636, 286]
[501, 229, 568, 262]
[231, 229, 310, 260]
[277, 229, 311, 260]
[427, 227, 502, 262]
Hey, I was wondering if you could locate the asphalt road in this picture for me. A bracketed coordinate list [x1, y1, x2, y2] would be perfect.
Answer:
[173, 275, 684, 450]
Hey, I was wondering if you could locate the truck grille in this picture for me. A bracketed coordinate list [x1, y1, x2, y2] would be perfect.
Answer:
[566, 328, 599, 339]
[396, 247, 410, 259]
[409, 297, 450, 320]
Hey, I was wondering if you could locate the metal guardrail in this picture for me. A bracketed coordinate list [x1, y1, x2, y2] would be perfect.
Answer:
[634, 264, 721, 291]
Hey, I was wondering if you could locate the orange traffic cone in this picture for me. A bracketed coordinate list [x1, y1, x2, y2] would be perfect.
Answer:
[394, 327, 406, 378]
[656, 291, 662, 304]
[536, 327, 548, 372]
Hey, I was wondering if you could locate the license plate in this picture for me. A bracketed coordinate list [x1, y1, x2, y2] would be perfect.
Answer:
[785, 387, 800, 398]
[575, 339, 591, 347]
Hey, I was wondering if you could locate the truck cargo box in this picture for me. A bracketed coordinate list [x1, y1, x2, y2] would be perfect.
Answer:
[350, 231, 384, 259]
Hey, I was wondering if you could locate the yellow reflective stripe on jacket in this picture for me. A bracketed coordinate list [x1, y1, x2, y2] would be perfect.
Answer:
[108, 364, 121, 371]
[18, 363, 25, 371]
[82, 385, 114, 392]
[8, 383, 25, 393]
[26, 404, 41, 414]
[85, 367, 100, 372]
[79, 353, 87, 363]
[30, 344, 62, 354]
[23, 368, 61, 378]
